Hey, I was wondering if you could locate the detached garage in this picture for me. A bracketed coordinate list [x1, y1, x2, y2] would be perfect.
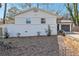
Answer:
[58, 20, 73, 32]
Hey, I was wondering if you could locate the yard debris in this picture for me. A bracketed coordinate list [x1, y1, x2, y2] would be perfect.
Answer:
[0, 41, 15, 50]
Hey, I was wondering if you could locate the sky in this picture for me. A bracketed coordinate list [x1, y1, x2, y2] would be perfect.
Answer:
[0, 3, 67, 19]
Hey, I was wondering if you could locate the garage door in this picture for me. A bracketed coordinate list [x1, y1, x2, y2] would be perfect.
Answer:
[61, 25, 70, 32]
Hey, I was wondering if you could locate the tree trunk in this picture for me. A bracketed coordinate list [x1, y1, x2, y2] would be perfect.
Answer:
[3, 3, 7, 24]
[37, 3, 39, 8]
[66, 3, 79, 26]
[46, 4, 49, 10]
[73, 3, 78, 26]
[0, 3, 2, 7]
[27, 3, 31, 8]
[66, 4, 74, 21]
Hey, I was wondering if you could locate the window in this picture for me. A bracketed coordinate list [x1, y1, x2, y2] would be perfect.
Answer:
[26, 18, 31, 24]
[41, 18, 46, 24]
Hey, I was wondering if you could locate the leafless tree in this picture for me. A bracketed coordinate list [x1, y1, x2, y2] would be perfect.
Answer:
[3, 3, 7, 24]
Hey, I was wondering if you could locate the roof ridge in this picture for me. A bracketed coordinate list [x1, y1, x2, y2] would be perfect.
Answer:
[15, 7, 59, 17]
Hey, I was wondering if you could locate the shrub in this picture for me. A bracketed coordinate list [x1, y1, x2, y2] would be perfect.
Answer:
[47, 25, 51, 36]
[4, 32, 9, 39]
[17, 33, 21, 37]
[0, 41, 4, 47]
[58, 30, 65, 36]
[37, 32, 41, 36]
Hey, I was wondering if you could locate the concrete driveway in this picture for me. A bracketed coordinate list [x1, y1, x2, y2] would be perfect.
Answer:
[66, 32, 79, 39]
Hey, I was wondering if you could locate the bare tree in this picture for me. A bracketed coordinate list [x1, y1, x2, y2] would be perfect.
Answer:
[66, 3, 79, 26]
[3, 3, 7, 24]
[6, 7, 20, 20]
[73, 3, 78, 25]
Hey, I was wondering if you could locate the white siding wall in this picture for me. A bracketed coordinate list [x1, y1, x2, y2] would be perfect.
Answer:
[15, 9, 57, 25]
[15, 17, 56, 25]
[6, 9, 58, 37]
[5, 24, 57, 37]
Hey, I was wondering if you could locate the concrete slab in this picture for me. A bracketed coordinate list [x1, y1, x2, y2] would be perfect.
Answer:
[66, 34, 79, 39]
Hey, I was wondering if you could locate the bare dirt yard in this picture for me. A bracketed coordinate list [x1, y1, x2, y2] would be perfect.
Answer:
[0, 36, 59, 56]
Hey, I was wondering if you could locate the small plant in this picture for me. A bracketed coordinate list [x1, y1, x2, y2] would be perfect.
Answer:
[47, 25, 51, 36]
[0, 41, 4, 47]
[17, 33, 21, 37]
[58, 30, 65, 36]
[37, 32, 41, 36]
[45, 29, 48, 33]
[25, 31, 28, 33]
[4, 28, 9, 39]
[4, 32, 9, 39]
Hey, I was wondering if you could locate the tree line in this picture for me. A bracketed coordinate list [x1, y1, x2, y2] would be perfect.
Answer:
[0, 3, 79, 26]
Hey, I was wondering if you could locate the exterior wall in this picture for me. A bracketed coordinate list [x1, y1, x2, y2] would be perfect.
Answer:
[15, 9, 57, 25]
[5, 24, 57, 37]
[12, 9, 57, 37]
[15, 17, 56, 25]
